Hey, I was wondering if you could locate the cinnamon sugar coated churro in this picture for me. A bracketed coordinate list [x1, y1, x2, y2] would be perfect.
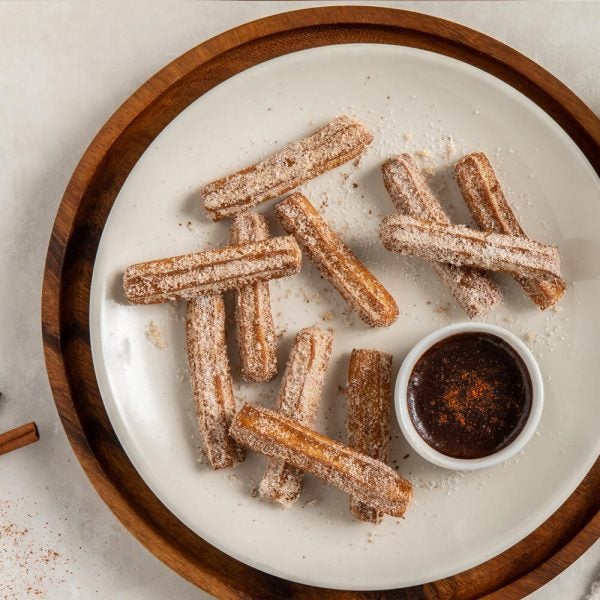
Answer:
[186, 294, 245, 469]
[230, 404, 413, 517]
[380, 215, 562, 282]
[346, 349, 392, 523]
[230, 213, 277, 382]
[382, 155, 501, 317]
[201, 116, 373, 220]
[276, 193, 399, 327]
[259, 327, 333, 506]
[454, 152, 566, 309]
[123, 236, 302, 304]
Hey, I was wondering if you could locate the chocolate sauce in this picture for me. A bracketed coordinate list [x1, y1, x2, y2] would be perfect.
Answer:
[407, 332, 532, 459]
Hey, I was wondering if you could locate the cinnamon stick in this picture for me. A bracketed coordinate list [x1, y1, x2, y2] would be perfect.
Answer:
[0, 422, 39, 455]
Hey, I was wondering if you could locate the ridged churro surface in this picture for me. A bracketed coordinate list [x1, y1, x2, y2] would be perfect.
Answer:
[124, 236, 301, 304]
[380, 215, 562, 282]
[186, 294, 245, 469]
[201, 116, 373, 220]
[382, 155, 502, 318]
[230, 212, 277, 382]
[230, 404, 412, 517]
[455, 152, 566, 309]
[276, 193, 399, 327]
[259, 327, 333, 506]
[347, 349, 392, 523]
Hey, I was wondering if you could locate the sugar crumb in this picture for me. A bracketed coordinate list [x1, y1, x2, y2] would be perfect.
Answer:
[415, 149, 432, 161]
[145, 321, 166, 349]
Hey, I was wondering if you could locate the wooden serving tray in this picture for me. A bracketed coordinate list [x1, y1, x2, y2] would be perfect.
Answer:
[41, 7, 600, 599]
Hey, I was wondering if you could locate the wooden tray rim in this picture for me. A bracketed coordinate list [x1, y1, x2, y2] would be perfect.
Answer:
[41, 6, 600, 599]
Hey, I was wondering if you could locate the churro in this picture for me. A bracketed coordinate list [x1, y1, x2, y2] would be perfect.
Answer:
[123, 236, 301, 304]
[346, 349, 392, 523]
[259, 327, 333, 506]
[186, 294, 245, 469]
[276, 193, 399, 327]
[229, 213, 277, 382]
[455, 152, 566, 309]
[380, 215, 562, 281]
[230, 403, 412, 517]
[201, 116, 373, 220]
[382, 155, 501, 317]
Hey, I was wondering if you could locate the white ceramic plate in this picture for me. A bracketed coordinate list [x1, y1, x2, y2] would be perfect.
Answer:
[90, 44, 600, 590]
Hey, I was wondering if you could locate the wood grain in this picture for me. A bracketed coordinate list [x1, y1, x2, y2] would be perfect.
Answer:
[41, 6, 600, 599]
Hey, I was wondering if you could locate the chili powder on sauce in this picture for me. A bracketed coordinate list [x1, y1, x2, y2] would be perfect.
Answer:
[407, 332, 532, 459]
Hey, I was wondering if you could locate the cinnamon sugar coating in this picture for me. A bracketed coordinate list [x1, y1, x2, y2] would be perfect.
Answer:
[230, 213, 277, 382]
[186, 294, 245, 469]
[380, 215, 562, 282]
[346, 349, 392, 523]
[276, 193, 399, 327]
[382, 155, 501, 318]
[230, 403, 413, 517]
[201, 116, 373, 221]
[123, 236, 302, 304]
[259, 327, 333, 506]
[454, 152, 566, 309]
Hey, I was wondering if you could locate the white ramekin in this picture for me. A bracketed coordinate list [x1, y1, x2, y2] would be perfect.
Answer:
[395, 322, 543, 471]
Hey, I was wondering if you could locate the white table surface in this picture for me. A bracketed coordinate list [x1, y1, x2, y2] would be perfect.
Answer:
[1, 1, 599, 598]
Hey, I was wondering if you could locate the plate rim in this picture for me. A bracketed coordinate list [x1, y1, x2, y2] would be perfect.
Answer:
[41, 6, 600, 598]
